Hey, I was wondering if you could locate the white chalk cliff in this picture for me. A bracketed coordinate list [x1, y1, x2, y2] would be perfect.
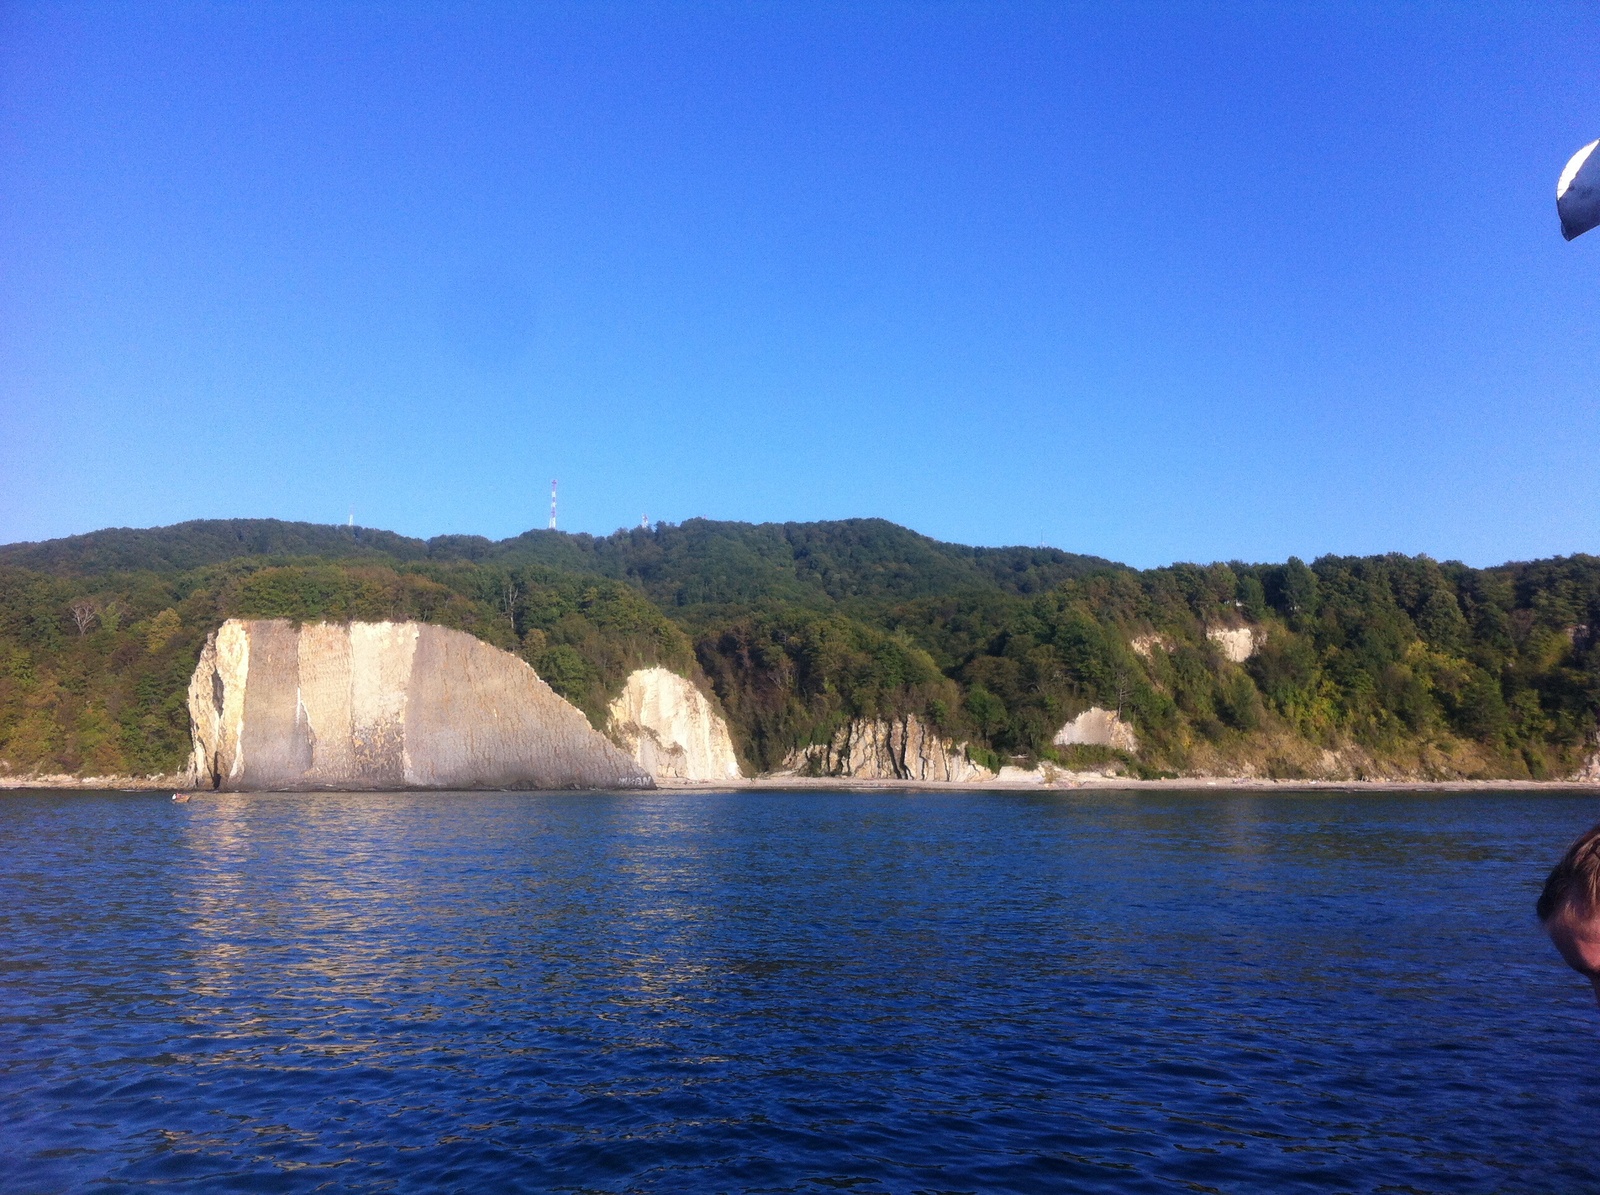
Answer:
[1207, 626, 1258, 663]
[187, 619, 652, 791]
[781, 715, 994, 782]
[606, 667, 743, 782]
[1053, 707, 1139, 753]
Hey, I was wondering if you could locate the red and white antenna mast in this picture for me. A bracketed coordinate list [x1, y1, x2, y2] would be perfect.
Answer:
[548, 479, 558, 530]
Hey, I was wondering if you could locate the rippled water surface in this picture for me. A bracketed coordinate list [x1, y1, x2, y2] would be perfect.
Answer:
[4, 789, 1600, 1192]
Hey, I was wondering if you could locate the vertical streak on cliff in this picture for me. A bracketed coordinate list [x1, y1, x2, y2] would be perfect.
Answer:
[349, 622, 416, 786]
[239, 620, 313, 781]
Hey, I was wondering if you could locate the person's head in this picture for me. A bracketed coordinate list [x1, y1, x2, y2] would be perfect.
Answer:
[1539, 821, 1600, 1005]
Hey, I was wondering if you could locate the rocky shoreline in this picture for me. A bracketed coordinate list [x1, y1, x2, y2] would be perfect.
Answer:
[659, 775, 1600, 793]
[0, 774, 191, 791]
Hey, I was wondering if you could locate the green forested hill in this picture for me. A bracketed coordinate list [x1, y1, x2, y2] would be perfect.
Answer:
[0, 516, 1117, 610]
[0, 519, 433, 574]
[0, 517, 1595, 781]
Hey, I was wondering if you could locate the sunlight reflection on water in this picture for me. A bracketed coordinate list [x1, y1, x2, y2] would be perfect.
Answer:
[3, 788, 1600, 1192]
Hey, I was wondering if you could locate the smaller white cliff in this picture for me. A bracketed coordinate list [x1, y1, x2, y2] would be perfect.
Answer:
[782, 715, 993, 782]
[1053, 707, 1139, 753]
[607, 667, 743, 782]
[1207, 626, 1258, 663]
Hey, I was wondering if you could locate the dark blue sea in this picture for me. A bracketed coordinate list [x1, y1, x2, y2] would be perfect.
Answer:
[3, 789, 1599, 1193]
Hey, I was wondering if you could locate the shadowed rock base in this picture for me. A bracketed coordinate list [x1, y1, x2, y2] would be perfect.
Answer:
[187, 619, 653, 791]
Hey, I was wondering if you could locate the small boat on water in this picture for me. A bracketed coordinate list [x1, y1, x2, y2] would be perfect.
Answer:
[171, 793, 191, 803]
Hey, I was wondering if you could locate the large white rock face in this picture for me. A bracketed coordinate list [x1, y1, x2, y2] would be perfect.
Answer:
[1207, 626, 1258, 663]
[1053, 707, 1139, 753]
[781, 716, 994, 782]
[606, 667, 743, 782]
[187, 619, 652, 791]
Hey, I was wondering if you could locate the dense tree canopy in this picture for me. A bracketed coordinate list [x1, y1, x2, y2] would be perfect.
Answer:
[0, 518, 1595, 780]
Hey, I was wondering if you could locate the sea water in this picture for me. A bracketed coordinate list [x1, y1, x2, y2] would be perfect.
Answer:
[2, 788, 1597, 1193]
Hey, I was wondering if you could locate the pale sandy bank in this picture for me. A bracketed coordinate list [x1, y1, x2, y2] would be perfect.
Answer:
[5, 774, 1599, 794]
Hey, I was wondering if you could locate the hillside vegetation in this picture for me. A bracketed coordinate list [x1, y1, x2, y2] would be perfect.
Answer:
[0, 518, 1596, 781]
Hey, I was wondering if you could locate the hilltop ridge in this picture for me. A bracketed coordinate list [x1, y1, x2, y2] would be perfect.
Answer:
[0, 516, 1120, 605]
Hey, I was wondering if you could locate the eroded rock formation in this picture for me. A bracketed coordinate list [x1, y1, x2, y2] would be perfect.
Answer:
[187, 619, 652, 791]
[1053, 707, 1139, 753]
[606, 667, 743, 782]
[781, 716, 993, 782]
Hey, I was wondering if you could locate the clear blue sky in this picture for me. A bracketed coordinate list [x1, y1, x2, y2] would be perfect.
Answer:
[2, 2, 1596, 568]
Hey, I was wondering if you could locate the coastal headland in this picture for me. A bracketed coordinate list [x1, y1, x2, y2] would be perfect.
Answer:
[0, 516, 1596, 790]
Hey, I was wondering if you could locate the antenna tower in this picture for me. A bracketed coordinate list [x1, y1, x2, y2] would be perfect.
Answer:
[548, 479, 558, 530]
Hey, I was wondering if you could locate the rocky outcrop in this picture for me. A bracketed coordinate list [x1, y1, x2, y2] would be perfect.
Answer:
[1053, 707, 1139, 753]
[606, 667, 742, 782]
[1207, 626, 1257, 663]
[1576, 744, 1600, 783]
[781, 716, 994, 782]
[187, 619, 652, 791]
[1130, 633, 1172, 659]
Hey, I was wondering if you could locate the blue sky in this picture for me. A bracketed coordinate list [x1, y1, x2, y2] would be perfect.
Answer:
[2, 2, 1597, 568]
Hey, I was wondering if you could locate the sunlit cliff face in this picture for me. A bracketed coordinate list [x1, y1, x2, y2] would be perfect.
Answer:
[187, 618, 652, 791]
[1544, 902, 1600, 1006]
